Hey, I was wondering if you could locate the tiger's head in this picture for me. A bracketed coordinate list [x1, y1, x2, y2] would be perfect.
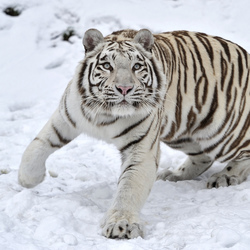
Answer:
[79, 29, 164, 118]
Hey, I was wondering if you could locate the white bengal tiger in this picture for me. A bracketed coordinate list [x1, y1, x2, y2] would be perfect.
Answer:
[19, 28, 250, 239]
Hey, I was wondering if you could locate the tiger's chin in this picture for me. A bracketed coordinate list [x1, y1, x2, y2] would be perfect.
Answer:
[111, 103, 152, 117]
[111, 103, 136, 117]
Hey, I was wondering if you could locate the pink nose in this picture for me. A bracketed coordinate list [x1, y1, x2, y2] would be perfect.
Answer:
[116, 86, 133, 95]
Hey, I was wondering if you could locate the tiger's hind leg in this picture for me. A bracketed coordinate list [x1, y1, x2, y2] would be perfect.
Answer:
[207, 160, 250, 188]
[158, 140, 213, 182]
[157, 152, 213, 182]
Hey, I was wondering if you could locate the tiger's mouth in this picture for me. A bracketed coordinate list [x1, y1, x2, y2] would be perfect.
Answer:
[117, 96, 139, 108]
[120, 100, 129, 105]
[114, 95, 132, 105]
[116, 99, 132, 109]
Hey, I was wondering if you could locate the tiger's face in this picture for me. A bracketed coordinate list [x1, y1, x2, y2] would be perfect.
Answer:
[81, 29, 163, 117]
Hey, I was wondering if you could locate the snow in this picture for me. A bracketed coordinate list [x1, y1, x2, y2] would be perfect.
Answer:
[1, 0, 250, 249]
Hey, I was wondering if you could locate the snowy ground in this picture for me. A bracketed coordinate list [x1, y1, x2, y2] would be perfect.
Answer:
[1, 0, 250, 249]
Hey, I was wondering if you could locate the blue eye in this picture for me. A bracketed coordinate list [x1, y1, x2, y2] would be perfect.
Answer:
[133, 63, 141, 71]
[103, 62, 112, 70]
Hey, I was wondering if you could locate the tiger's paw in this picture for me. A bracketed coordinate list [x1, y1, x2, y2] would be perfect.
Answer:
[18, 164, 45, 188]
[157, 169, 183, 182]
[207, 174, 239, 188]
[101, 210, 144, 239]
[102, 219, 143, 239]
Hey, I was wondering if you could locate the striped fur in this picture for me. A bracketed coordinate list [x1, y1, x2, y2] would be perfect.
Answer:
[18, 29, 250, 238]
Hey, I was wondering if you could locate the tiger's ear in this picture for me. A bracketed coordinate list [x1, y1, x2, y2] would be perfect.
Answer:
[133, 29, 154, 51]
[83, 29, 104, 53]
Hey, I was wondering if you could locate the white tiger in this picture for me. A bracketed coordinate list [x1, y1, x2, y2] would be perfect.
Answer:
[18, 28, 250, 239]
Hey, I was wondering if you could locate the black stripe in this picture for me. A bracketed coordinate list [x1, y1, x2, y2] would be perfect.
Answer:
[223, 139, 250, 162]
[88, 62, 94, 85]
[172, 31, 189, 44]
[152, 45, 160, 61]
[220, 52, 228, 91]
[175, 37, 187, 68]
[189, 35, 204, 72]
[100, 55, 107, 61]
[80, 104, 94, 122]
[124, 41, 134, 48]
[174, 37, 188, 92]
[183, 62, 187, 93]
[126, 52, 132, 60]
[166, 138, 193, 145]
[156, 35, 176, 71]
[97, 78, 108, 90]
[87, 63, 98, 98]
[215, 136, 234, 159]
[120, 133, 147, 153]
[186, 107, 196, 131]
[147, 63, 154, 87]
[77, 62, 87, 96]
[204, 134, 233, 155]
[236, 49, 244, 87]
[196, 33, 214, 70]
[151, 58, 162, 91]
[150, 112, 161, 149]
[97, 117, 119, 126]
[202, 77, 208, 105]
[113, 114, 150, 138]
[121, 164, 135, 175]
[175, 63, 182, 129]
[153, 38, 175, 89]
[137, 55, 144, 61]
[151, 129, 160, 150]
[189, 49, 197, 82]
[107, 41, 115, 47]
[48, 139, 62, 148]
[193, 85, 218, 132]
[164, 121, 176, 141]
[226, 64, 234, 108]
[120, 120, 153, 153]
[118, 164, 135, 184]
[64, 93, 76, 128]
[203, 72, 248, 154]
[235, 45, 248, 68]
[52, 125, 71, 145]
[195, 75, 205, 113]
[214, 36, 231, 61]
[187, 151, 204, 156]
[202, 90, 236, 141]
[224, 112, 250, 158]
[239, 72, 249, 114]
[153, 42, 166, 73]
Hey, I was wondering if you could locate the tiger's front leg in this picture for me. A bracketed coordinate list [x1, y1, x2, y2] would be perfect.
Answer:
[102, 136, 160, 239]
[18, 108, 80, 188]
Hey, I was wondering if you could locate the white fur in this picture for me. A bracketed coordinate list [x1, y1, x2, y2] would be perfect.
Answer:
[18, 29, 250, 239]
